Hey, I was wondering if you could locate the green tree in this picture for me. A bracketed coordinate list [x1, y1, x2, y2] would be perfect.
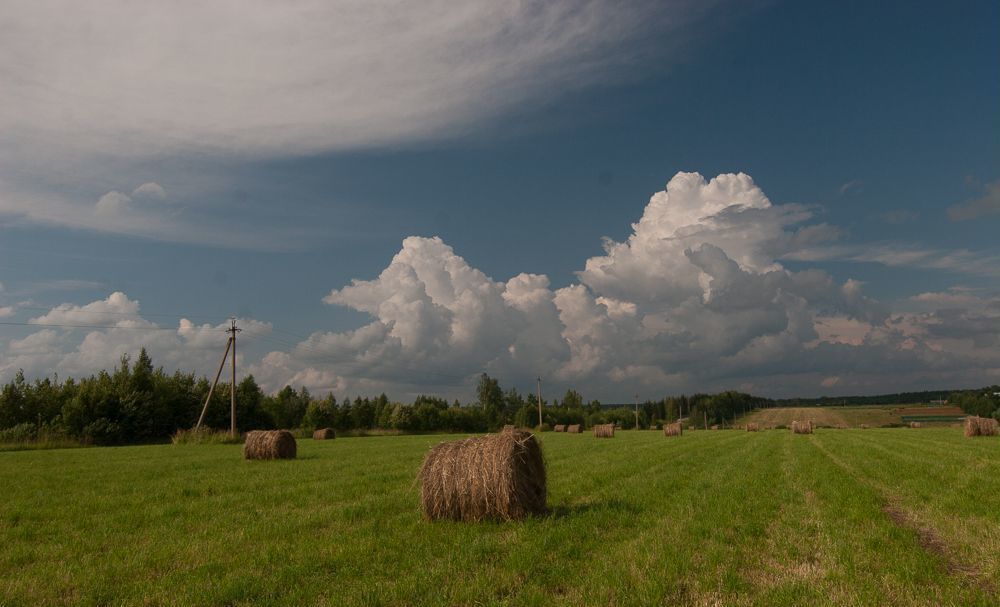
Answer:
[476, 373, 504, 424]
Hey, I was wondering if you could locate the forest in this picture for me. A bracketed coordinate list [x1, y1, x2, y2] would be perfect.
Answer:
[0, 349, 996, 445]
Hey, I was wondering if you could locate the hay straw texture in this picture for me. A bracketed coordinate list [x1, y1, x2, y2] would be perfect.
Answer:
[710, 424, 720, 431]
[791, 420, 814, 434]
[567, 424, 582, 434]
[593, 423, 615, 438]
[313, 428, 335, 440]
[243, 430, 297, 460]
[965, 416, 999, 437]
[418, 430, 547, 522]
[909, 421, 923, 429]
[554, 424, 566, 432]
[502, 424, 515, 432]
[746, 423, 760, 432]
[663, 422, 683, 437]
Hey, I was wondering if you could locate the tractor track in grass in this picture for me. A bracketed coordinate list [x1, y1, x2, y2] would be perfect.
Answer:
[807, 434, 996, 598]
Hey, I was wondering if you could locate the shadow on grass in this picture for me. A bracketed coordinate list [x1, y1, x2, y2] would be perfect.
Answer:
[547, 498, 640, 519]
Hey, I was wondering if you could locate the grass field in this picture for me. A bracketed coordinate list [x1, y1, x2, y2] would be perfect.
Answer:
[736, 405, 965, 428]
[1, 429, 998, 606]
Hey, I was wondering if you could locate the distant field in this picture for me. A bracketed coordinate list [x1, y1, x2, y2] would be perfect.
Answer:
[1, 429, 998, 606]
[737, 404, 966, 428]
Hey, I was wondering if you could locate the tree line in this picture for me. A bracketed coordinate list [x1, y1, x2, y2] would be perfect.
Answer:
[2, 349, 995, 445]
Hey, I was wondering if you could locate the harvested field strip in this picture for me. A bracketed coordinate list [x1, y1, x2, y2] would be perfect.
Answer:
[773, 435, 982, 605]
[809, 431, 1000, 596]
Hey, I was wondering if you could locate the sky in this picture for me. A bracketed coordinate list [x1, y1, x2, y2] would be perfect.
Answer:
[1, 0, 998, 402]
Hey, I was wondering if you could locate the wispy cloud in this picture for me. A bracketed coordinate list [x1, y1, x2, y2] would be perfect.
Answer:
[0, 1, 725, 159]
[0, 182, 318, 250]
[839, 180, 862, 195]
[786, 243, 1000, 278]
[948, 180, 1000, 221]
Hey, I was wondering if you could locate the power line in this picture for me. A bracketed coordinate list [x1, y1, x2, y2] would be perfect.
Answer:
[10, 305, 225, 322]
[1, 316, 483, 386]
[0, 321, 180, 331]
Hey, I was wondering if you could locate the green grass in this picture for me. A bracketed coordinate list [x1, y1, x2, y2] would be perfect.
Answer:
[1, 429, 997, 606]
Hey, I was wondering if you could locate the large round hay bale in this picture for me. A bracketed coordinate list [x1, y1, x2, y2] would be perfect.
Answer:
[243, 430, 297, 460]
[965, 416, 999, 437]
[908, 421, 923, 429]
[791, 420, 814, 434]
[418, 430, 546, 521]
[593, 423, 615, 438]
[313, 428, 335, 440]
[553, 424, 566, 433]
[746, 423, 760, 432]
[567, 424, 582, 434]
[663, 422, 683, 437]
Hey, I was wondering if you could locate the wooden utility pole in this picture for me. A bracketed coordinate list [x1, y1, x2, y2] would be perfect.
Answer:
[634, 393, 639, 430]
[196, 333, 233, 430]
[536, 377, 543, 428]
[228, 318, 240, 436]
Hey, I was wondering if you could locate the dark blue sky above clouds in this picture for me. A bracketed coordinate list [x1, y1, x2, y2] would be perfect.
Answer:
[1, 0, 998, 400]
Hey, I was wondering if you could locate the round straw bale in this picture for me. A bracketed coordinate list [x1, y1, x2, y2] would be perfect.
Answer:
[746, 422, 760, 432]
[593, 423, 615, 438]
[908, 421, 923, 429]
[663, 422, 683, 437]
[965, 416, 999, 437]
[243, 430, 297, 460]
[553, 424, 566, 433]
[418, 430, 546, 521]
[790, 420, 814, 434]
[567, 424, 582, 434]
[313, 428, 335, 440]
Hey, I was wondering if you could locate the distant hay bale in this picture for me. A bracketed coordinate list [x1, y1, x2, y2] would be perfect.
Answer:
[567, 424, 582, 434]
[243, 430, 297, 460]
[418, 429, 546, 521]
[791, 420, 814, 434]
[860, 424, 869, 429]
[554, 424, 566, 432]
[746, 423, 759, 432]
[909, 421, 923, 429]
[593, 423, 615, 438]
[502, 424, 515, 432]
[313, 428, 335, 440]
[965, 416, 999, 437]
[710, 424, 720, 431]
[663, 422, 683, 437]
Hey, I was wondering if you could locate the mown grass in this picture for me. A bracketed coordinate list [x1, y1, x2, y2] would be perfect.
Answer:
[0, 428, 997, 606]
[738, 405, 940, 428]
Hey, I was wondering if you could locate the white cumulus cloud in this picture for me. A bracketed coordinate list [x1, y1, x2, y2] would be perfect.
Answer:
[3, 292, 273, 383]
[261, 171, 990, 398]
[6, 172, 1000, 399]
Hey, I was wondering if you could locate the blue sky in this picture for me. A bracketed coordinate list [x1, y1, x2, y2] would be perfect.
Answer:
[1, 0, 998, 401]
